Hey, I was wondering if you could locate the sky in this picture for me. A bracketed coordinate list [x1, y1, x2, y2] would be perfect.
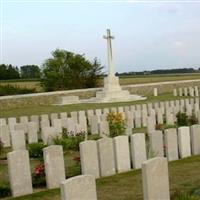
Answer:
[1, 0, 200, 73]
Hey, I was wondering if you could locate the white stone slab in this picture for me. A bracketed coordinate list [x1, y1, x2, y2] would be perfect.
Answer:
[7, 150, 33, 197]
[43, 145, 66, 189]
[178, 126, 191, 158]
[60, 175, 97, 200]
[80, 140, 100, 178]
[130, 133, 147, 169]
[113, 135, 131, 173]
[97, 138, 116, 177]
[142, 157, 170, 200]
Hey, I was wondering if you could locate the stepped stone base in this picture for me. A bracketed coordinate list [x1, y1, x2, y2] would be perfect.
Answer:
[81, 76, 146, 103]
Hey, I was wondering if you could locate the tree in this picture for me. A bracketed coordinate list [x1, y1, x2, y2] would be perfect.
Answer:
[41, 49, 103, 91]
[0, 64, 20, 80]
[20, 65, 41, 79]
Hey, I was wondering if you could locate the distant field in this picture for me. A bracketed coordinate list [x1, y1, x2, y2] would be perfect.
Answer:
[118, 73, 200, 85]
[1, 73, 200, 92]
[0, 81, 42, 92]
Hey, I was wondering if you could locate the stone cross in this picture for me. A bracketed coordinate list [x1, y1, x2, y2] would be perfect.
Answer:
[103, 29, 115, 77]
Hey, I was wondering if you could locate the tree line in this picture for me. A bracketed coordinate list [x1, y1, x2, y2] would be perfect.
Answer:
[117, 68, 200, 76]
[0, 64, 41, 80]
[0, 49, 103, 91]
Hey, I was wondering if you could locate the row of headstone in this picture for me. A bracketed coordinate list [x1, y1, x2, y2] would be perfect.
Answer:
[80, 124, 200, 179]
[7, 145, 65, 197]
[59, 157, 170, 200]
[2, 97, 199, 128]
[148, 125, 200, 160]
[8, 148, 172, 199]
[80, 134, 147, 178]
[173, 86, 199, 97]
[1, 97, 200, 148]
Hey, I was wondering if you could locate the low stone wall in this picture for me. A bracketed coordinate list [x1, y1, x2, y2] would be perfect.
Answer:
[1, 79, 200, 109]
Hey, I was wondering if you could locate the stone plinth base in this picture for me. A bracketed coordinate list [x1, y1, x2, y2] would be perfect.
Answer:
[81, 76, 146, 103]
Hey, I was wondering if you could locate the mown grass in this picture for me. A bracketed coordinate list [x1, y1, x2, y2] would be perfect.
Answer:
[4, 155, 200, 200]
[0, 93, 191, 118]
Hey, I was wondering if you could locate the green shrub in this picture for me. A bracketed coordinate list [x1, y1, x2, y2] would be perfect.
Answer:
[176, 112, 198, 127]
[27, 142, 47, 159]
[0, 185, 11, 198]
[189, 114, 198, 126]
[0, 84, 37, 96]
[88, 134, 102, 141]
[53, 134, 85, 151]
[176, 112, 189, 126]
[107, 112, 125, 137]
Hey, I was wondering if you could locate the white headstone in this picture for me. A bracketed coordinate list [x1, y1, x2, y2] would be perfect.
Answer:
[149, 130, 164, 157]
[11, 130, 26, 150]
[27, 122, 38, 143]
[179, 88, 183, 96]
[41, 114, 49, 121]
[30, 115, 39, 131]
[142, 157, 170, 200]
[7, 150, 33, 197]
[70, 111, 78, 124]
[134, 110, 142, 128]
[20, 116, 29, 124]
[164, 128, 178, 161]
[8, 117, 17, 131]
[0, 118, 6, 126]
[130, 133, 147, 169]
[178, 126, 191, 158]
[90, 115, 99, 135]
[97, 138, 116, 177]
[190, 124, 200, 155]
[0, 125, 11, 147]
[66, 118, 76, 135]
[60, 175, 97, 200]
[113, 135, 131, 173]
[173, 88, 177, 96]
[43, 145, 66, 189]
[52, 119, 62, 133]
[195, 86, 199, 97]
[50, 113, 58, 124]
[153, 88, 158, 96]
[184, 87, 188, 96]
[99, 121, 109, 136]
[147, 116, 155, 134]
[80, 140, 100, 178]
[42, 127, 59, 145]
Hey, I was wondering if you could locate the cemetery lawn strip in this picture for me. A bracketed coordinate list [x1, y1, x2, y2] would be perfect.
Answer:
[0, 93, 191, 118]
[5, 155, 200, 200]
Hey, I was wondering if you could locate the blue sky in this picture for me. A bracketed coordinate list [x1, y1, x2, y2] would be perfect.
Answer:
[1, 0, 200, 73]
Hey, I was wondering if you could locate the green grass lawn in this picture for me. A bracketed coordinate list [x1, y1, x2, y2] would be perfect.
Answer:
[4, 155, 200, 200]
[0, 93, 191, 118]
